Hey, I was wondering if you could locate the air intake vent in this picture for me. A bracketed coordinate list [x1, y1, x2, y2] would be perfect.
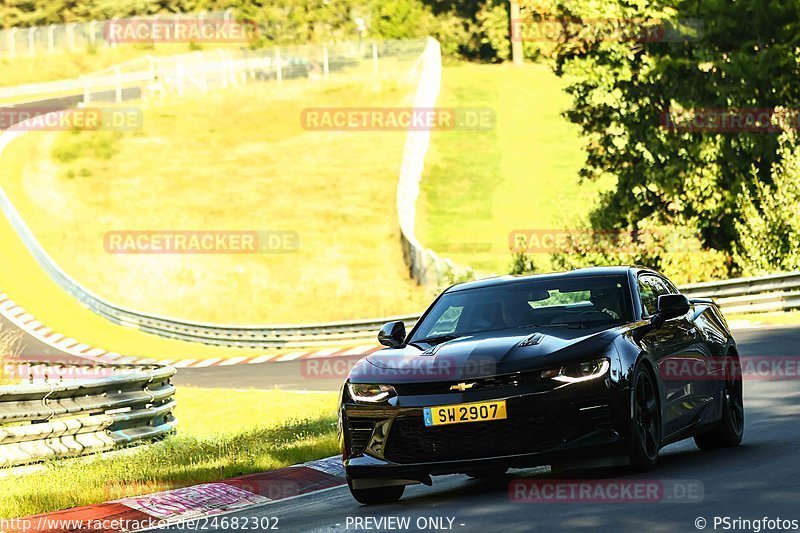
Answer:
[517, 333, 544, 347]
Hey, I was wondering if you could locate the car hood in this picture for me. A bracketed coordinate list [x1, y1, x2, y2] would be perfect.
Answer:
[349, 325, 631, 383]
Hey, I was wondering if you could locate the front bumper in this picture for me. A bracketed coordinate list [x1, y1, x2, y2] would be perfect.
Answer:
[341, 375, 629, 483]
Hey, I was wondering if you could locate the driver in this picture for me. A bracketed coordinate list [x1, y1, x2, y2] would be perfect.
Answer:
[500, 299, 532, 328]
[590, 287, 621, 319]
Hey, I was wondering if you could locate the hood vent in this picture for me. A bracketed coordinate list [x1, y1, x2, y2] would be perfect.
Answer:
[517, 332, 544, 347]
[421, 344, 444, 356]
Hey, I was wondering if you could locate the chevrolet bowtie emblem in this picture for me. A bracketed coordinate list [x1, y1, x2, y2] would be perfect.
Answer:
[450, 382, 476, 392]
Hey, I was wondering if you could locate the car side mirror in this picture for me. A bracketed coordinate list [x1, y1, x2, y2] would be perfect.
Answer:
[378, 321, 406, 347]
[654, 294, 690, 322]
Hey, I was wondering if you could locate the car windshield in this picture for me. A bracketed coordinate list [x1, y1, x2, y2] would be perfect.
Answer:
[411, 275, 632, 341]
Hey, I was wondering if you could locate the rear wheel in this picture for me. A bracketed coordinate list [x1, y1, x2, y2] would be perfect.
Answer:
[695, 354, 744, 450]
[347, 479, 405, 505]
[629, 365, 661, 471]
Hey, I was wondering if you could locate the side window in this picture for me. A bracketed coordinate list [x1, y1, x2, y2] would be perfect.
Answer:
[638, 275, 670, 316]
[661, 277, 680, 294]
[425, 306, 463, 336]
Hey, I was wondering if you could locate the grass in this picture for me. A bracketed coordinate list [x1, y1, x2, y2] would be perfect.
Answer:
[727, 310, 800, 326]
[0, 388, 340, 518]
[417, 63, 613, 275]
[0, 75, 432, 327]
[0, 62, 606, 360]
[0, 43, 233, 90]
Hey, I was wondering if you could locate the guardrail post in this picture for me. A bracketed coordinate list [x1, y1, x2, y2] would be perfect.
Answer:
[66, 23, 75, 51]
[322, 44, 329, 80]
[114, 66, 122, 103]
[27, 27, 36, 56]
[7, 28, 16, 58]
[176, 58, 185, 96]
[81, 75, 90, 104]
[217, 49, 228, 88]
[275, 47, 282, 82]
[109, 18, 118, 48]
[174, 12, 181, 39]
[47, 25, 55, 54]
[372, 41, 379, 76]
[89, 21, 97, 47]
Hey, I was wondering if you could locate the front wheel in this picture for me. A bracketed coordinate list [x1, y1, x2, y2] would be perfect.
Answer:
[695, 354, 744, 450]
[347, 479, 405, 505]
[629, 365, 661, 471]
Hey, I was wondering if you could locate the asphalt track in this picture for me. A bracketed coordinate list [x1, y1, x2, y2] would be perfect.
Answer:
[157, 325, 800, 532]
[7, 314, 800, 531]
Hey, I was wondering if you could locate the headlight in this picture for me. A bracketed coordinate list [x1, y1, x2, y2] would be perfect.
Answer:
[347, 383, 397, 403]
[541, 358, 610, 383]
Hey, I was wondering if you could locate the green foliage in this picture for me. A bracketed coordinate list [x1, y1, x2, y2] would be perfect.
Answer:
[734, 123, 800, 275]
[0, 0, 515, 62]
[370, 0, 435, 40]
[53, 130, 122, 163]
[549, 221, 728, 284]
[509, 251, 537, 275]
[532, 0, 800, 276]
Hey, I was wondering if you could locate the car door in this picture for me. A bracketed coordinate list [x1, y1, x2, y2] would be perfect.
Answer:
[638, 274, 705, 436]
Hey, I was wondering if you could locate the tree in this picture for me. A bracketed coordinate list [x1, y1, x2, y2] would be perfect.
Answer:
[734, 118, 800, 275]
[530, 0, 800, 271]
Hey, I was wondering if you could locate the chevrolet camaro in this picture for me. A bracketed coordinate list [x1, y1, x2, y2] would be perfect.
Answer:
[339, 266, 744, 504]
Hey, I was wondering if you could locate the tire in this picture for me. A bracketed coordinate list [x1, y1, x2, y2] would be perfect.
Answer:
[629, 364, 662, 471]
[695, 354, 744, 450]
[465, 467, 508, 479]
[347, 479, 405, 505]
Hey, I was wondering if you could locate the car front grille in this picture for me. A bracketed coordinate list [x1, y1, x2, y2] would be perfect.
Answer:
[383, 411, 564, 464]
[392, 370, 544, 396]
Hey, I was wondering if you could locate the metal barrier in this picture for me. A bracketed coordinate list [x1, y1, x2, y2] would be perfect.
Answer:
[0, 37, 796, 349]
[681, 271, 800, 314]
[0, 362, 176, 467]
[395, 38, 472, 287]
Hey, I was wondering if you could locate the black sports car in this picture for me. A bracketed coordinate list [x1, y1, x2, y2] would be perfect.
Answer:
[339, 266, 744, 504]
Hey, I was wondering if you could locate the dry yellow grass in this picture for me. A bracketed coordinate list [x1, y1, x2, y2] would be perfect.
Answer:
[0, 74, 433, 325]
[0, 43, 233, 89]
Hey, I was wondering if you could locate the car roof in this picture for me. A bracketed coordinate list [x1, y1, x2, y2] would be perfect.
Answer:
[446, 266, 654, 293]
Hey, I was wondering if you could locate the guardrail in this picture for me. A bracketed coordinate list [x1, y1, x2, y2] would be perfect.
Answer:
[681, 271, 800, 314]
[395, 38, 473, 287]
[0, 362, 176, 468]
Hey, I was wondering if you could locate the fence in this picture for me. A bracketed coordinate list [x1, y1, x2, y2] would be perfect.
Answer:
[0, 362, 176, 467]
[0, 39, 427, 107]
[0, 11, 232, 58]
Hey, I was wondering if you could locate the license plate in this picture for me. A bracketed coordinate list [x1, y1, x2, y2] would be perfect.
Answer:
[423, 400, 507, 427]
